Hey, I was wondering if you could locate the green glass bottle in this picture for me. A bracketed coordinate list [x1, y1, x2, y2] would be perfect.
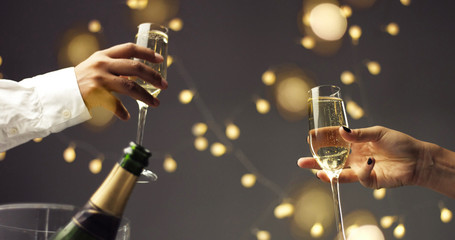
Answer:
[50, 142, 151, 240]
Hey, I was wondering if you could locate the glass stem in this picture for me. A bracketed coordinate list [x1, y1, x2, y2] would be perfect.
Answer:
[136, 101, 149, 145]
[330, 176, 346, 240]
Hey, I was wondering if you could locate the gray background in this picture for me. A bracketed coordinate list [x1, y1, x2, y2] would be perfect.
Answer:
[0, 0, 454, 239]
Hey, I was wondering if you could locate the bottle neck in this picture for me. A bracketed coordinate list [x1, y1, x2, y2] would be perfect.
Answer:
[89, 163, 139, 217]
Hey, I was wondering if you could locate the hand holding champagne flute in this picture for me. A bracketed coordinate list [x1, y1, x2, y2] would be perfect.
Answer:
[308, 85, 350, 240]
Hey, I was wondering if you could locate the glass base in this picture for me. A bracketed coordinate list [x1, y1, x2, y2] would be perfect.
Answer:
[0, 203, 130, 240]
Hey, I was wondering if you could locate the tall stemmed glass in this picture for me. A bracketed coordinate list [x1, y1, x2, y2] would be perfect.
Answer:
[134, 23, 168, 145]
[308, 85, 350, 240]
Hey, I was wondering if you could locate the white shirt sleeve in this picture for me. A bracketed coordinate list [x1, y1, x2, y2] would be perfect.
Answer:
[0, 67, 92, 152]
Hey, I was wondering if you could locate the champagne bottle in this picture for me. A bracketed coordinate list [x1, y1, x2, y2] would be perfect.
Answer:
[50, 142, 151, 240]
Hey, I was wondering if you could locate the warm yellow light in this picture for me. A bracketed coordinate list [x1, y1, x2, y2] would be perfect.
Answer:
[127, 0, 148, 9]
[33, 138, 43, 143]
[380, 216, 396, 229]
[167, 55, 174, 67]
[88, 20, 102, 33]
[163, 155, 177, 173]
[194, 137, 209, 151]
[373, 188, 386, 200]
[349, 25, 362, 44]
[89, 158, 103, 174]
[168, 18, 183, 31]
[367, 61, 381, 75]
[386, 22, 400, 36]
[340, 5, 352, 18]
[256, 230, 271, 240]
[0, 56, 3, 66]
[210, 142, 226, 157]
[441, 208, 453, 223]
[310, 222, 324, 238]
[346, 224, 359, 237]
[348, 225, 385, 240]
[256, 98, 270, 114]
[179, 89, 194, 104]
[241, 173, 256, 188]
[67, 33, 100, 65]
[274, 202, 295, 219]
[393, 224, 405, 238]
[0, 152, 5, 161]
[340, 71, 355, 85]
[262, 70, 276, 86]
[225, 123, 240, 140]
[309, 3, 347, 41]
[346, 101, 364, 120]
[400, 0, 411, 6]
[192, 122, 208, 136]
[63, 146, 76, 163]
[300, 36, 316, 49]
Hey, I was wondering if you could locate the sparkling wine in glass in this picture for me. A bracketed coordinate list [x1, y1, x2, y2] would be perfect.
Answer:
[134, 23, 168, 145]
[308, 85, 350, 240]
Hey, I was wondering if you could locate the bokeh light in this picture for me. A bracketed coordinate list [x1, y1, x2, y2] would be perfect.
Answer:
[349, 25, 362, 44]
[194, 136, 209, 151]
[33, 138, 43, 143]
[168, 17, 184, 31]
[262, 70, 276, 86]
[127, 0, 148, 10]
[255, 98, 270, 114]
[241, 173, 256, 188]
[380, 216, 397, 229]
[256, 230, 271, 240]
[192, 122, 208, 136]
[348, 225, 385, 240]
[167, 55, 174, 67]
[441, 208, 453, 223]
[225, 123, 240, 140]
[131, 0, 179, 27]
[274, 202, 294, 219]
[210, 142, 226, 157]
[163, 155, 178, 173]
[179, 89, 194, 104]
[386, 22, 400, 36]
[309, 3, 348, 41]
[300, 36, 316, 49]
[366, 61, 381, 75]
[0, 152, 5, 161]
[86, 106, 115, 130]
[346, 100, 364, 120]
[340, 71, 355, 85]
[0, 56, 3, 66]
[373, 188, 386, 200]
[59, 29, 100, 67]
[89, 158, 103, 174]
[63, 145, 76, 163]
[340, 5, 352, 18]
[310, 222, 324, 238]
[88, 20, 102, 33]
[393, 223, 406, 238]
[400, 0, 411, 6]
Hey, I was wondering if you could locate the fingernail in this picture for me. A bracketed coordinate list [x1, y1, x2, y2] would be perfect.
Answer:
[343, 126, 351, 133]
[161, 78, 168, 89]
[315, 173, 320, 180]
[367, 157, 373, 165]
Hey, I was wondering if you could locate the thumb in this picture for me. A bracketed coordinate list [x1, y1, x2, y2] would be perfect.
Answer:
[356, 157, 377, 188]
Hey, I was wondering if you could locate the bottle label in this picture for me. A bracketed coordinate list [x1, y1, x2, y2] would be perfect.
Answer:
[73, 202, 121, 240]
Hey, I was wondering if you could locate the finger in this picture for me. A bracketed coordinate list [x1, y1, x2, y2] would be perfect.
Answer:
[108, 59, 168, 89]
[339, 126, 387, 144]
[103, 43, 164, 63]
[297, 157, 321, 170]
[316, 171, 330, 183]
[357, 157, 377, 188]
[104, 76, 160, 107]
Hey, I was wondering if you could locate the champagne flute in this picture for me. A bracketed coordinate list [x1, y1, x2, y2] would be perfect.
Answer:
[133, 23, 168, 182]
[308, 85, 350, 240]
[134, 23, 168, 145]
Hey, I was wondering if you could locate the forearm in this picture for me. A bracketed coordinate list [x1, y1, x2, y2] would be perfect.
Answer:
[418, 142, 455, 199]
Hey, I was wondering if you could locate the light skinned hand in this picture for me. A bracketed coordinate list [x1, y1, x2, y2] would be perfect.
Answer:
[298, 126, 430, 189]
[74, 43, 168, 121]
